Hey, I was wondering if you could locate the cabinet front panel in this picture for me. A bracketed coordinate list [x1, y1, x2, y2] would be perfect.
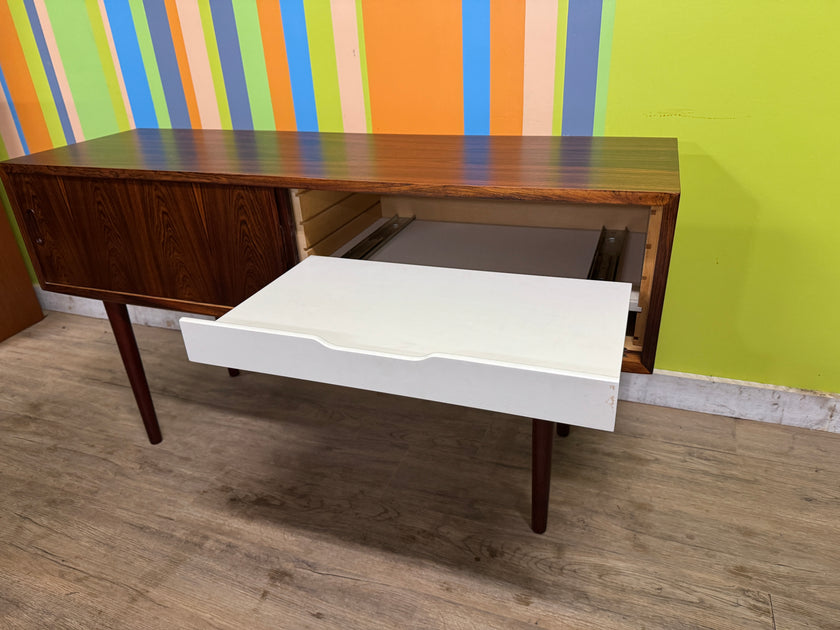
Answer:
[12, 174, 292, 308]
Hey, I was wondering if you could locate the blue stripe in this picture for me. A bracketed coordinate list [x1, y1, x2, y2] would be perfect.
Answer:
[143, 0, 190, 128]
[209, 0, 252, 130]
[461, 0, 490, 135]
[103, 0, 158, 128]
[562, 0, 602, 136]
[0, 67, 29, 154]
[278, 0, 318, 132]
[23, 0, 73, 143]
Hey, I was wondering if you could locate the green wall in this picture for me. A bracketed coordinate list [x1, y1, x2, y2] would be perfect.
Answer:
[607, 1, 840, 392]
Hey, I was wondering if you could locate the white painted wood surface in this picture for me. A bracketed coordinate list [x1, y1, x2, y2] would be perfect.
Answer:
[180, 257, 631, 430]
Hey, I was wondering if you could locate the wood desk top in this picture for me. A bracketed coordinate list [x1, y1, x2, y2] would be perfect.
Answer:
[2, 129, 679, 205]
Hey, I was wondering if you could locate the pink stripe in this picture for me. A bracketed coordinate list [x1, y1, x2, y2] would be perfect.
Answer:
[0, 86, 25, 158]
[522, 0, 558, 135]
[330, 0, 366, 133]
[175, 0, 221, 129]
[98, 0, 135, 128]
[32, 0, 84, 141]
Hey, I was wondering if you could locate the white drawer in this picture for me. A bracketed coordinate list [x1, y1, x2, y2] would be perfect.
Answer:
[180, 256, 630, 431]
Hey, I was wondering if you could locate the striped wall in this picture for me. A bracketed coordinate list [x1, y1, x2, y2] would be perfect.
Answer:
[0, 0, 616, 161]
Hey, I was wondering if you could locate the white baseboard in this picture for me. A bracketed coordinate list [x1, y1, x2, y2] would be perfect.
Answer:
[34, 287, 212, 330]
[36, 289, 840, 433]
[620, 370, 839, 433]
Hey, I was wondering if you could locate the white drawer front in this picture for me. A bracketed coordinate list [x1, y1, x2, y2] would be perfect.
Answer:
[180, 257, 630, 431]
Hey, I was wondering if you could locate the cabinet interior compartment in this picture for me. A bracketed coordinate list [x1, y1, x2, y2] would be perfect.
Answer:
[288, 188, 659, 360]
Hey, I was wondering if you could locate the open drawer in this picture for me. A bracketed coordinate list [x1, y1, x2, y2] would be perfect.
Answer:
[181, 256, 630, 431]
[284, 188, 671, 372]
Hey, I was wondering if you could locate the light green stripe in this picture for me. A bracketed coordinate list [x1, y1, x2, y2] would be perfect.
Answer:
[0, 134, 8, 161]
[355, 0, 371, 133]
[198, 2, 232, 129]
[592, 0, 616, 136]
[552, 0, 570, 136]
[43, 0, 119, 139]
[231, 1, 274, 130]
[8, 0, 65, 145]
[303, 1, 342, 132]
[0, 181, 37, 281]
[128, 0, 170, 127]
[85, 0, 130, 130]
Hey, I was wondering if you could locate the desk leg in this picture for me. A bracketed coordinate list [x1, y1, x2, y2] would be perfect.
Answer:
[531, 419, 555, 534]
[104, 302, 162, 445]
[556, 422, 570, 437]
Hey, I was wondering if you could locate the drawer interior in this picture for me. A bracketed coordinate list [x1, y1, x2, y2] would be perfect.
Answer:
[288, 188, 660, 363]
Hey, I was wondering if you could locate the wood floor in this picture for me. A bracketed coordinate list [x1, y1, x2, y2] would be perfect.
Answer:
[2, 312, 840, 629]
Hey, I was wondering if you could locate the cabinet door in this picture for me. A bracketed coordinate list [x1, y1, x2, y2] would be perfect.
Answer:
[9, 173, 296, 312]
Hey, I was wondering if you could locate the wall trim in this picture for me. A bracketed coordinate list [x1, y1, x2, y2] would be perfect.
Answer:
[34, 287, 212, 330]
[36, 288, 840, 433]
[620, 370, 839, 433]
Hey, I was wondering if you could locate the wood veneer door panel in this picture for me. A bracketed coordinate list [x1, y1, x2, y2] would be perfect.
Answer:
[8, 174, 99, 287]
[197, 184, 293, 305]
[13, 174, 290, 307]
[129, 179, 218, 302]
[61, 176, 159, 295]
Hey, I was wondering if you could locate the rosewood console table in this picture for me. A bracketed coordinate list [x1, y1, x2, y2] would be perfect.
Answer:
[0, 130, 680, 533]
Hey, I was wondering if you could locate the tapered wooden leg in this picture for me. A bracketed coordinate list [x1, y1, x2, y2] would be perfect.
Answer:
[104, 302, 162, 444]
[531, 419, 555, 534]
[556, 422, 570, 437]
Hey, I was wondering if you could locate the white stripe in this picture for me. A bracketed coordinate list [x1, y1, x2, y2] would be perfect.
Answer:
[98, 0, 135, 128]
[329, 0, 366, 133]
[522, 0, 558, 135]
[32, 0, 84, 141]
[175, 0, 220, 128]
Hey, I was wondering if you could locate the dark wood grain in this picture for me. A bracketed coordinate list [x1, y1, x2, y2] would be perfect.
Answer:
[2, 129, 680, 205]
[641, 195, 680, 372]
[531, 419, 555, 534]
[0, 204, 43, 342]
[103, 301, 162, 444]
[6, 173, 290, 311]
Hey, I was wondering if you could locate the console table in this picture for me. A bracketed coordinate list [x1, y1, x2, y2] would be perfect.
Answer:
[0, 130, 680, 533]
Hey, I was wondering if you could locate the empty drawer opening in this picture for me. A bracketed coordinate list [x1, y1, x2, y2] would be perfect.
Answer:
[289, 188, 653, 354]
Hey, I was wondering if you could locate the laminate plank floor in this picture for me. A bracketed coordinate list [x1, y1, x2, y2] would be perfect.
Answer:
[1, 312, 839, 629]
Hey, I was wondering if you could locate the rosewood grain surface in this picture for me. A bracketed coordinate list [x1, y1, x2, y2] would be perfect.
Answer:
[1, 129, 680, 205]
[4, 312, 840, 629]
[641, 195, 680, 371]
[4, 173, 294, 312]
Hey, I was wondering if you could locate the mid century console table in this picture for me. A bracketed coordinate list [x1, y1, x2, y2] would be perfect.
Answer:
[0, 130, 680, 533]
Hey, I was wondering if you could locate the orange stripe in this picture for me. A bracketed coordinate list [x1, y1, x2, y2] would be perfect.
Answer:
[257, 0, 295, 130]
[0, 1, 52, 152]
[490, 0, 526, 135]
[164, 0, 201, 128]
[362, 0, 462, 134]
